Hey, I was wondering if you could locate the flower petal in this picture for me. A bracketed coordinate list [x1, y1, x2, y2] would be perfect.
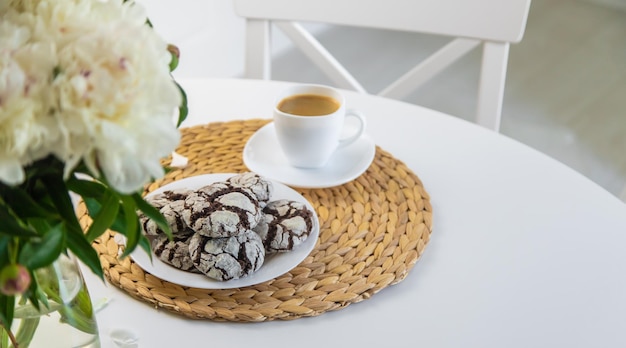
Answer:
[0, 157, 25, 185]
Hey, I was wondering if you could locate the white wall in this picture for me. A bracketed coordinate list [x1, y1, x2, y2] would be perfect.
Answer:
[137, 0, 328, 80]
[138, 0, 245, 79]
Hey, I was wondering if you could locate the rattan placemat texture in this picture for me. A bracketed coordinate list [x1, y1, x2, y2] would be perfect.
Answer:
[78, 119, 433, 322]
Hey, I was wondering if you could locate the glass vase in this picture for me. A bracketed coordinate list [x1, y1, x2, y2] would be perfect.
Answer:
[1, 254, 100, 348]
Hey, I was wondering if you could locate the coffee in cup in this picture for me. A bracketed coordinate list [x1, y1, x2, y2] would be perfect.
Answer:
[273, 84, 366, 168]
[277, 94, 340, 116]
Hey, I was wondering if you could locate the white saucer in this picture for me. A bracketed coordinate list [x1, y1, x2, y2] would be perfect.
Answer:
[243, 122, 376, 188]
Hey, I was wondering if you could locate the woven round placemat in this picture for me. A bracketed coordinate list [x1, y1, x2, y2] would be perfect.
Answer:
[78, 119, 433, 322]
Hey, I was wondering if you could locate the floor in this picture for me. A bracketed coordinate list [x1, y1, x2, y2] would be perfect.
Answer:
[143, 0, 626, 201]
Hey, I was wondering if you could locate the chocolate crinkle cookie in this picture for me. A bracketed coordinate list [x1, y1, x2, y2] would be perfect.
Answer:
[145, 189, 190, 209]
[188, 229, 265, 281]
[182, 182, 262, 238]
[151, 229, 200, 273]
[254, 199, 314, 253]
[226, 172, 274, 208]
[140, 188, 191, 236]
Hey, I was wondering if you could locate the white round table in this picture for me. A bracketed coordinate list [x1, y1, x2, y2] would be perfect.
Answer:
[84, 78, 626, 348]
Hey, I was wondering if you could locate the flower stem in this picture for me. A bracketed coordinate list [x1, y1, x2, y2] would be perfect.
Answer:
[14, 318, 39, 348]
[0, 323, 19, 348]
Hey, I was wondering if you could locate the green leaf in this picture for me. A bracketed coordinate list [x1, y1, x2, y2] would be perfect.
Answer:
[120, 223, 142, 260]
[65, 227, 103, 280]
[138, 234, 152, 262]
[15, 317, 40, 345]
[19, 223, 65, 270]
[118, 195, 139, 258]
[0, 294, 15, 330]
[85, 198, 129, 235]
[0, 185, 56, 220]
[66, 177, 106, 200]
[22, 156, 63, 182]
[40, 174, 103, 278]
[1, 324, 8, 347]
[41, 175, 80, 231]
[0, 236, 10, 265]
[175, 81, 188, 127]
[168, 51, 179, 71]
[0, 205, 38, 238]
[22, 272, 44, 312]
[132, 193, 172, 238]
[85, 191, 120, 242]
[83, 197, 103, 217]
[14, 302, 59, 319]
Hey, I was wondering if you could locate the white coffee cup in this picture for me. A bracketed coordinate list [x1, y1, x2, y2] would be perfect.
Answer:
[273, 84, 366, 168]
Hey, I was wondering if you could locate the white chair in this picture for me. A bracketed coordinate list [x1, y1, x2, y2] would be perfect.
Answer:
[233, 0, 531, 132]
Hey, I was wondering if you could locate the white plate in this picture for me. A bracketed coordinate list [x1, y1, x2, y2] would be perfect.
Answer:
[243, 122, 375, 188]
[130, 173, 319, 289]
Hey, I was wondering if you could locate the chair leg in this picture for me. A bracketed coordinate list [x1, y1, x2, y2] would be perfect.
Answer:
[476, 41, 509, 132]
[245, 19, 271, 79]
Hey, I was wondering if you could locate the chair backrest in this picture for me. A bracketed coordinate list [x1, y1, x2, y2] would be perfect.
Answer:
[234, 0, 531, 132]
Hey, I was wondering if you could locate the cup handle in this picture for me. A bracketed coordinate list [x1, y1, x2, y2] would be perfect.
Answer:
[338, 109, 366, 149]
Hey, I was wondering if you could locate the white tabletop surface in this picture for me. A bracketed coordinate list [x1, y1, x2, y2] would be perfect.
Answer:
[84, 78, 626, 348]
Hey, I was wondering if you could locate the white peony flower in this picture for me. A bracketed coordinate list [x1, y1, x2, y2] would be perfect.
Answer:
[50, 4, 180, 193]
[0, 14, 58, 184]
[0, 0, 182, 193]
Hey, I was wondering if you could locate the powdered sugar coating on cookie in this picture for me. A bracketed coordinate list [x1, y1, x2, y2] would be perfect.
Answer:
[254, 199, 315, 253]
[145, 189, 190, 209]
[182, 182, 262, 238]
[188, 229, 265, 281]
[151, 229, 199, 273]
[140, 189, 191, 236]
[226, 172, 274, 208]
